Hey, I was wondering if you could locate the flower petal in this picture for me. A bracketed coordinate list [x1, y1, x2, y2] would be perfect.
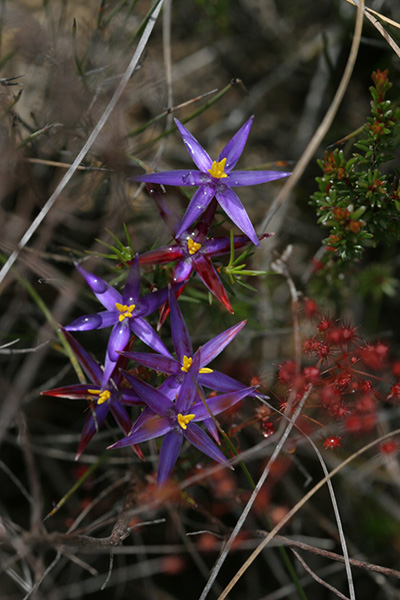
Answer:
[65, 310, 117, 332]
[193, 197, 218, 243]
[107, 321, 131, 363]
[145, 184, 183, 236]
[122, 351, 179, 375]
[139, 245, 183, 266]
[184, 422, 231, 467]
[174, 119, 213, 172]
[199, 370, 255, 395]
[136, 285, 171, 318]
[110, 402, 133, 436]
[122, 371, 173, 416]
[60, 327, 102, 385]
[120, 389, 143, 405]
[110, 402, 144, 460]
[159, 374, 183, 399]
[76, 402, 110, 459]
[158, 430, 183, 484]
[192, 386, 254, 421]
[102, 323, 132, 385]
[200, 320, 246, 366]
[216, 187, 259, 246]
[175, 184, 215, 239]
[129, 170, 205, 186]
[172, 259, 194, 283]
[130, 316, 171, 356]
[75, 264, 122, 310]
[193, 254, 233, 313]
[218, 116, 254, 172]
[41, 383, 94, 399]
[122, 254, 141, 305]
[125, 406, 152, 436]
[225, 170, 291, 187]
[203, 417, 220, 444]
[109, 415, 171, 447]
[203, 233, 271, 257]
[168, 287, 192, 361]
[176, 349, 201, 413]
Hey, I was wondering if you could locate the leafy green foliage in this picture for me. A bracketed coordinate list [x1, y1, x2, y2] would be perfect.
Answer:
[311, 70, 400, 262]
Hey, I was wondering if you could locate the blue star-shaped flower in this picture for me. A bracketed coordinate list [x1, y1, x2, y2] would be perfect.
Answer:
[65, 255, 178, 386]
[138, 185, 272, 317]
[41, 328, 143, 460]
[108, 350, 255, 485]
[130, 117, 290, 246]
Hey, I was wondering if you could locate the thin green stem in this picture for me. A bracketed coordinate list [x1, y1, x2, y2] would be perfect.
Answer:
[44, 452, 110, 519]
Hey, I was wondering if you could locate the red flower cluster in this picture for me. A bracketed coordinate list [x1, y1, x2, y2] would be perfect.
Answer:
[261, 300, 399, 451]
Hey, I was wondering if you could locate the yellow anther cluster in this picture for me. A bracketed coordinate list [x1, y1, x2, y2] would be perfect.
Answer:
[208, 157, 228, 179]
[181, 355, 193, 372]
[88, 389, 111, 404]
[188, 238, 202, 255]
[181, 355, 213, 374]
[177, 413, 195, 430]
[115, 302, 136, 322]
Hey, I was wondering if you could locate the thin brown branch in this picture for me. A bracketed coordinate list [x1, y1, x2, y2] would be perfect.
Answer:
[291, 549, 350, 600]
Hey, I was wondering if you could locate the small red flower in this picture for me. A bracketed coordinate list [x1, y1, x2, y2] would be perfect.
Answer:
[303, 338, 319, 354]
[334, 371, 352, 392]
[392, 361, 400, 378]
[303, 366, 320, 384]
[323, 436, 342, 450]
[345, 414, 362, 433]
[356, 394, 376, 413]
[316, 343, 330, 360]
[380, 440, 398, 455]
[387, 383, 400, 403]
[278, 360, 297, 386]
[303, 298, 319, 319]
[359, 342, 388, 371]
[318, 317, 333, 332]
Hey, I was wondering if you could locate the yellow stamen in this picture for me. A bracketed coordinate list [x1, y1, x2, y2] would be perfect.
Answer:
[208, 157, 228, 179]
[177, 413, 195, 430]
[188, 238, 202, 255]
[181, 355, 193, 372]
[87, 389, 111, 404]
[115, 302, 136, 322]
[181, 355, 213, 374]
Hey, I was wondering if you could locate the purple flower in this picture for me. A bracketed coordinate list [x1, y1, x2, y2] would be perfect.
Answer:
[41, 328, 143, 460]
[130, 117, 290, 246]
[139, 186, 272, 315]
[108, 350, 255, 484]
[65, 255, 176, 386]
[121, 287, 257, 443]
[123, 286, 253, 400]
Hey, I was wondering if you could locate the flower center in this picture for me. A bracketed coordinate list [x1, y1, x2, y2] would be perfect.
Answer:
[181, 355, 214, 374]
[115, 302, 136, 322]
[208, 158, 227, 179]
[188, 238, 202, 255]
[177, 413, 195, 430]
[88, 389, 111, 405]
